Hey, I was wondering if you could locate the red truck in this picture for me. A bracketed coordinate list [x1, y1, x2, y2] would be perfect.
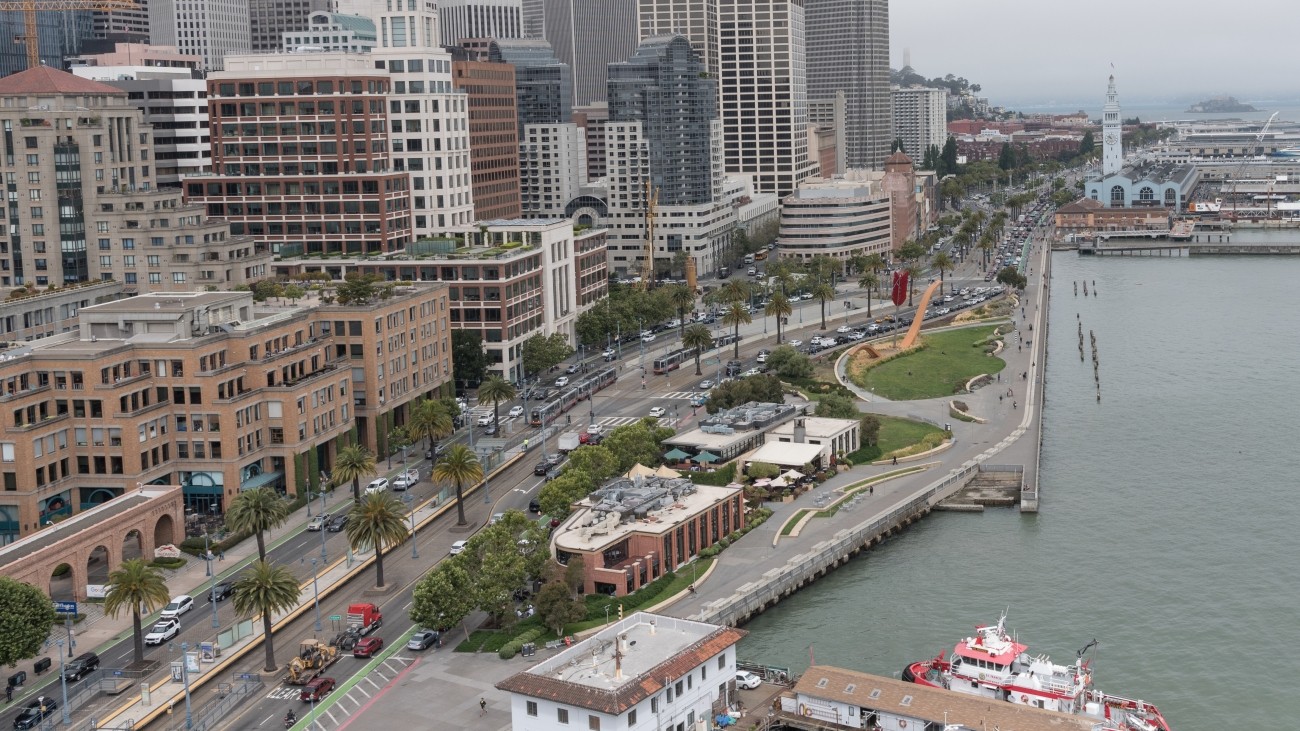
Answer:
[346, 603, 382, 636]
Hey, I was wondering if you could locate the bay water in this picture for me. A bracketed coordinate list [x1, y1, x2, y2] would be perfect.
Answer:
[738, 253, 1300, 729]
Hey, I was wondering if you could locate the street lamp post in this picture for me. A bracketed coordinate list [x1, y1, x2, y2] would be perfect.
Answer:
[53, 639, 71, 724]
[208, 538, 220, 628]
[404, 493, 419, 559]
[63, 616, 74, 657]
[319, 502, 328, 562]
[310, 558, 322, 633]
[177, 641, 193, 730]
[203, 532, 212, 577]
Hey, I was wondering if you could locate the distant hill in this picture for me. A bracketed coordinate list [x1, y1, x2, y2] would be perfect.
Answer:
[1185, 96, 1258, 113]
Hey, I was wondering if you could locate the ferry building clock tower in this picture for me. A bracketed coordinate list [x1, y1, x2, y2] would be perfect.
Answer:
[1102, 74, 1123, 176]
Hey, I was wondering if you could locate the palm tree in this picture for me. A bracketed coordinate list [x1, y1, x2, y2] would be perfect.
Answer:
[765, 292, 792, 344]
[477, 376, 516, 429]
[905, 263, 924, 307]
[409, 397, 453, 453]
[668, 284, 695, 341]
[720, 279, 750, 305]
[103, 559, 170, 665]
[932, 251, 955, 285]
[231, 560, 301, 672]
[863, 253, 886, 277]
[721, 302, 751, 358]
[225, 487, 289, 563]
[978, 232, 997, 269]
[334, 444, 377, 505]
[434, 444, 483, 527]
[345, 492, 410, 589]
[811, 281, 835, 330]
[857, 272, 879, 318]
[681, 323, 713, 376]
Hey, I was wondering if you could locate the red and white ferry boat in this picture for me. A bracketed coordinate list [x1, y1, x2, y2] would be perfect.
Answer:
[902, 616, 1172, 731]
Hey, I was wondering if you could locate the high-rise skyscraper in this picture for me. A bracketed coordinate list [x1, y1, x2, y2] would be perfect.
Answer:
[635, 0, 718, 77]
[520, 0, 638, 107]
[0, 10, 95, 78]
[248, 0, 329, 53]
[449, 45, 522, 221]
[605, 35, 732, 279]
[891, 86, 947, 163]
[148, 0, 251, 71]
[437, 0, 522, 46]
[805, 0, 891, 170]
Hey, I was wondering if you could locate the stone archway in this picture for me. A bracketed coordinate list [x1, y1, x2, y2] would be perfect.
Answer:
[122, 529, 143, 561]
[86, 544, 111, 587]
[153, 514, 175, 549]
[50, 562, 76, 602]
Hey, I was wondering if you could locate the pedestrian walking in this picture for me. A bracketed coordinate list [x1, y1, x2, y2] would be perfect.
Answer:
[891, 456, 897, 465]
[7, 684, 13, 703]
[1013, 401, 1018, 409]
[218, 550, 224, 561]
[479, 698, 487, 716]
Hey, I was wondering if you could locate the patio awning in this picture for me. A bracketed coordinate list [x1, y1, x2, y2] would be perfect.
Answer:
[770, 477, 788, 488]
[626, 463, 656, 478]
[663, 448, 690, 461]
[239, 470, 283, 491]
[782, 469, 805, 480]
[654, 466, 681, 478]
[694, 451, 720, 463]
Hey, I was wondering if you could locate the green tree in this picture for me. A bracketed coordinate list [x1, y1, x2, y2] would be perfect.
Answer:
[601, 418, 673, 472]
[461, 513, 533, 626]
[565, 444, 620, 483]
[766, 345, 813, 379]
[345, 491, 410, 589]
[103, 559, 170, 665]
[890, 137, 905, 154]
[335, 272, 382, 305]
[521, 333, 574, 378]
[816, 392, 860, 419]
[898, 240, 927, 263]
[719, 279, 750, 305]
[225, 487, 290, 563]
[860, 414, 882, 446]
[0, 578, 57, 668]
[721, 302, 750, 358]
[922, 144, 940, 171]
[978, 232, 997, 269]
[904, 263, 924, 306]
[811, 281, 835, 330]
[747, 462, 780, 480]
[997, 266, 1028, 290]
[765, 292, 792, 344]
[1078, 130, 1095, 156]
[451, 330, 490, 388]
[283, 284, 305, 304]
[931, 251, 955, 284]
[231, 560, 301, 672]
[667, 285, 696, 342]
[535, 581, 587, 635]
[537, 469, 595, 518]
[998, 142, 1016, 171]
[410, 560, 475, 638]
[940, 136, 959, 175]
[857, 271, 879, 317]
[333, 444, 377, 505]
[434, 444, 483, 526]
[477, 375, 516, 429]
[682, 323, 714, 376]
[409, 397, 454, 454]
[705, 374, 783, 413]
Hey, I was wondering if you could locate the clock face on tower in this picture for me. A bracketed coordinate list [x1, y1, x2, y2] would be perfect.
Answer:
[1105, 133, 1118, 146]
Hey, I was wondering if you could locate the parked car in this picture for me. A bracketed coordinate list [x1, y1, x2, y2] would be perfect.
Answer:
[326, 514, 349, 532]
[353, 637, 384, 658]
[529, 499, 542, 514]
[602, 347, 616, 360]
[736, 670, 763, 690]
[640, 332, 656, 343]
[787, 339, 802, 347]
[392, 469, 418, 491]
[449, 540, 468, 555]
[565, 363, 581, 374]
[755, 352, 768, 363]
[648, 406, 666, 418]
[407, 630, 440, 651]
[555, 376, 570, 388]
[209, 581, 234, 602]
[145, 619, 180, 646]
[508, 405, 525, 418]
[698, 379, 715, 390]
[160, 595, 194, 620]
[489, 513, 505, 525]
[299, 677, 336, 702]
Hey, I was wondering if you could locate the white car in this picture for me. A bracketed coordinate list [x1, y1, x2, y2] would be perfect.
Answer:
[836, 325, 852, 334]
[742, 367, 762, 377]
[586, 424, 605, 436]
[787, 339, 803, 347]
[601, 347, 616, 359]
[392, 470, 418, 491]
[555, 376, 570, 388]
[735, 670, 762, 690]
[648, 407, 666, 418]
[449, 540, 468, 555]
[641, 332, 656, 343]
[756, 352, 768, 363]
[476, 413, 494, 427]
[145, 619, 180, 646]
[365, 477, 389, 494]
[160, 595, 193, 620]
[508, 405, 525, 418]
[697, 379, 715, 390]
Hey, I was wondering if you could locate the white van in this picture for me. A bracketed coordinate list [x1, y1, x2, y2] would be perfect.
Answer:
[743, 253, 755, 264]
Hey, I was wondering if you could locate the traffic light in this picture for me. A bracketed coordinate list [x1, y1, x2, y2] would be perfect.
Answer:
[618, 604, 624, 621]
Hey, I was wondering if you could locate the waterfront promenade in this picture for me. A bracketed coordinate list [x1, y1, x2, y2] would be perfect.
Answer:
[663, 237, 1053, 624]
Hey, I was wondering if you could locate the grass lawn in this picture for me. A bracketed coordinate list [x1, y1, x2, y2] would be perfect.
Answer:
[858, 325, 1005, 400]
[846, 415, 947, 463]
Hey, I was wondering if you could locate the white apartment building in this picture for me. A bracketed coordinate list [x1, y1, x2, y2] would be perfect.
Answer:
[337, 0, 477, 234]
[497, 612, 745, 731]
[891, 86, 947, 161]
[778, 171, 893, 272]
[282, 12, 378, 53]
[437, 0, 523, 45]
[519, 123, 584, 219]
[148, 0, 251, 71]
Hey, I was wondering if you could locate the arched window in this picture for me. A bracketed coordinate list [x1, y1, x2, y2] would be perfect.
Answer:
[1139, 187, 1155, 202]
[1164, 189, 1176, 206]
[1110, 185, 1125, 205]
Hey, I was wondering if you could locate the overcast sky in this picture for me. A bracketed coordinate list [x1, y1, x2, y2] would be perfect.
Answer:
[891, 0, 1300, 111]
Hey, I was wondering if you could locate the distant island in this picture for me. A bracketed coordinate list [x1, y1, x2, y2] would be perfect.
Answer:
[1185, 96, 1258, 113]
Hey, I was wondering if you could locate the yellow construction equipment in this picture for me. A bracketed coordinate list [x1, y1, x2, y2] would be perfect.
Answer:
[284, 639, 339, 684]
[685, 255, 697, 293]
[640, 179, 658, 290]
[1, 0, 138, 71]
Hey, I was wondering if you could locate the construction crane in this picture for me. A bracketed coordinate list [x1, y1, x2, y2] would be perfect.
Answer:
[2, 0, 137, 71]
[1227, 111, 1278, 222]
[639, 178, 658, 291]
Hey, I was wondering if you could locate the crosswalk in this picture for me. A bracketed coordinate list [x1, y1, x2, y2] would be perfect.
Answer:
[662, 391, 705, 400]
[595, 416, 676, 428]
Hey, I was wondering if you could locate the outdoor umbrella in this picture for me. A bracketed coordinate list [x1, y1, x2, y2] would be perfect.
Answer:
[753, 478, 772, 487]
[663, 447, 690, 461]
[694, 451, 720, 463]
[654, 465, 681, 478]
[769, 477, 788, 488]
[782, 469, 805, 480]
[626, 463, 656, 478]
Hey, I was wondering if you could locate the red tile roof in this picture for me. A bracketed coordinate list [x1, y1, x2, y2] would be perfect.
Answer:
[0, 66, 126, 96]
[496, 626, 746, 714]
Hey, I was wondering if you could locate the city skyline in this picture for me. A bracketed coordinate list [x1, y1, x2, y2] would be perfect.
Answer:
[892, 0, 1300, 109]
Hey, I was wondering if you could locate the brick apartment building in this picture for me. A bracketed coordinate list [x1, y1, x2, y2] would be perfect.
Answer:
[450, 47, 523, 221]
[0, 66, 269, 291]
[0, 285, 451, 540]
[186, 52, 413, 257]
